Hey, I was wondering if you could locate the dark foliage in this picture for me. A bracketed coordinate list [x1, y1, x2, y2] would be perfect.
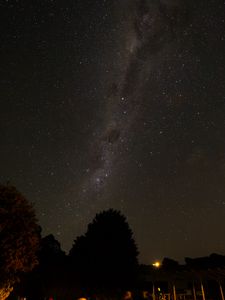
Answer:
[38, 234, 66, 263]
[17, 234, 68, 300]
[0, 184, 40, 288]
[69, 209, 139, 288]
[185, 253, 225, 270]
[162, 257, 179, 271]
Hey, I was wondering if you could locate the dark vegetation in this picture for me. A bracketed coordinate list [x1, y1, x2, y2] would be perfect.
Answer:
[69, 209, 139, 287]
[0, 185, 40, 300]
[0, 184, 225, 300]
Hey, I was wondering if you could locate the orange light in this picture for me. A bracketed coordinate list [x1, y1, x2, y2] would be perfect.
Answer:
[152, 261, 161, 268]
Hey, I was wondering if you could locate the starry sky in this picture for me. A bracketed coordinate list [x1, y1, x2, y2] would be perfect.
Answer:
[1, 0, 225, 264]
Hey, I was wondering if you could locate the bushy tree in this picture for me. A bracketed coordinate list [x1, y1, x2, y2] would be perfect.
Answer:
[69, 209, 139, 287]
[0, 184, 40, 299]
[18, 235, 67, 300]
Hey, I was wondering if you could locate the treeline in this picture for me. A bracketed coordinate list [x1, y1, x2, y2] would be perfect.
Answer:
[14, 209, 139, 299]
[1, 184, 225, 300]
[0, 184, 139, 300]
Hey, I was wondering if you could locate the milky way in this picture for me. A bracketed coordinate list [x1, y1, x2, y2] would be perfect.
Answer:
[82, 0, 189, 195]
[1, 0, 225, 262]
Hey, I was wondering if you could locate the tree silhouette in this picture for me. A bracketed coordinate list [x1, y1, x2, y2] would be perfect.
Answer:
[0, 184, 40, 299]
[38, 234, 66, 263]
[19, 234, 67, 300]
[69, 209, 139, 287]
[185, 253, 225, 270]
[162, 257, 179, 271]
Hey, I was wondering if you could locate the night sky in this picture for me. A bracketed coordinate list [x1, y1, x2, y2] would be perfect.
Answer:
[1, 0, 225, 264]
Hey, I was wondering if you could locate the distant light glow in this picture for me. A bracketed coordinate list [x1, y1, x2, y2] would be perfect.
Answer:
[152, 261, 161, 268]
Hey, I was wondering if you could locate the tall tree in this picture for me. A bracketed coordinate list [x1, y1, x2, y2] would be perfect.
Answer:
[69, 209, 139, 287]
[0, 184, 40, 299]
